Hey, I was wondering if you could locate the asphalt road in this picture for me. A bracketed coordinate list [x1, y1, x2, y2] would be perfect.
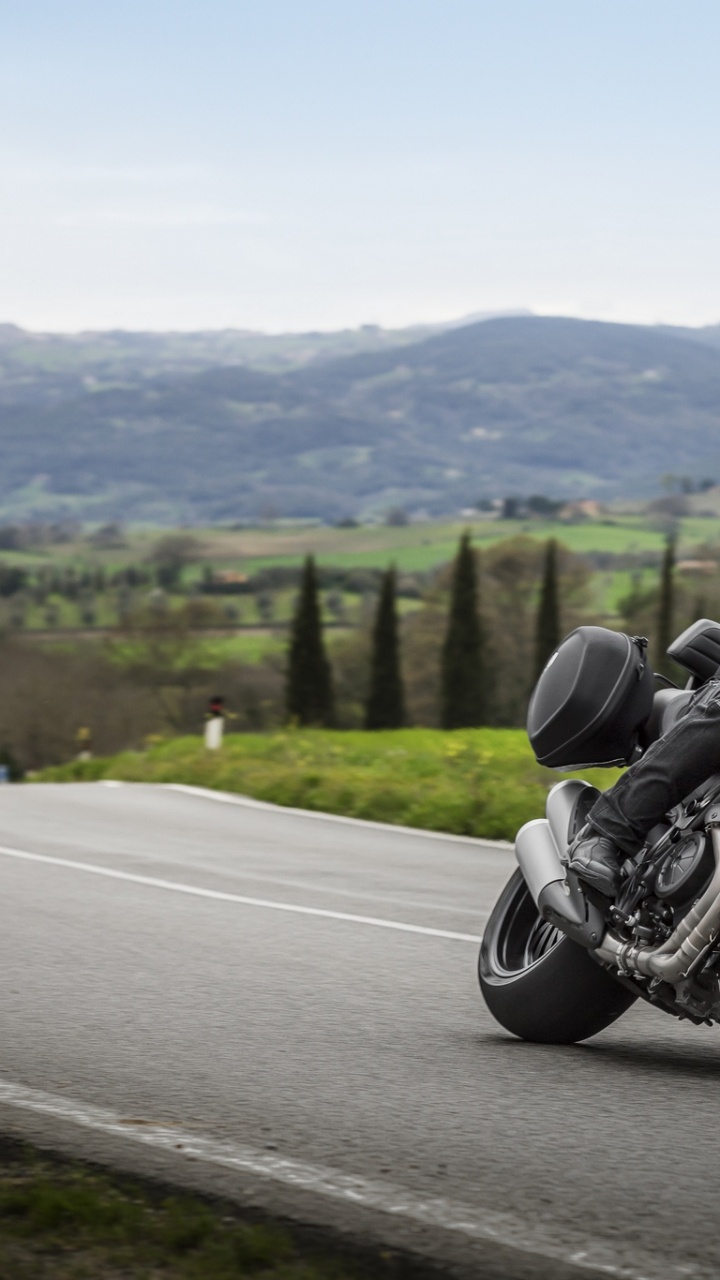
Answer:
[1, 783, 719, 1280]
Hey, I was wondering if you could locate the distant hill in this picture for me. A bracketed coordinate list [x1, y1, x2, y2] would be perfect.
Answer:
[1, 315, 720, 523]
[660, 323, 720, 352]
[0, 320, 454, 405]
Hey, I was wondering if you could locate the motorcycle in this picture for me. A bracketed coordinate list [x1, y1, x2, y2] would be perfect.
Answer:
[479, 617, 720, 1043]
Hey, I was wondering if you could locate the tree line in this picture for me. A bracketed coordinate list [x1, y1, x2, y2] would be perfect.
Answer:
[285, 535, 564, 730]
[0, 528, 698, 775]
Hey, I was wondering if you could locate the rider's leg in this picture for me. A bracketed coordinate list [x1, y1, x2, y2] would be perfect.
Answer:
[570, 679, 720, 895]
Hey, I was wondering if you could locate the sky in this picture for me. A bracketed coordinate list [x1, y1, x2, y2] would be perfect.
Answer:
[1, 0, 719, 333]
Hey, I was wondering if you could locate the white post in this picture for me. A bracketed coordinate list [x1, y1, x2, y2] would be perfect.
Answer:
[204, 716, 224, 750]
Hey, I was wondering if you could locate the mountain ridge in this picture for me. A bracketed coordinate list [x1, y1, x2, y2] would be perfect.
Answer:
[2, 315, 720, 523]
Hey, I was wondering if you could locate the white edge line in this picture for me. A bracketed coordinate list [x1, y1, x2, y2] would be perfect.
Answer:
[0, 844, 480, 944]
[0, 1077, 666, 1280]
[101, 780, 513, 850]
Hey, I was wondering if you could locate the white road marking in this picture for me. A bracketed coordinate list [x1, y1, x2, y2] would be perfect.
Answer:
[0, 844, 480, 943]
[148, 781, 513, 850]
[0, 1077, 681, 1280]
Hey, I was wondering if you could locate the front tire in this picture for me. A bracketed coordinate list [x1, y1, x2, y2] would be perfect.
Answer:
[479, 869, 636, 1043]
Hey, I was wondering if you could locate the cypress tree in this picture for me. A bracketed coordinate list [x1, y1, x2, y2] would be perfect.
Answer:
[656, 536, 676, 677]
[365, 565, 405, 729]
[285, 556, 335, 726]
[533, 539, 561, 682]
[440, 533, 485, 728]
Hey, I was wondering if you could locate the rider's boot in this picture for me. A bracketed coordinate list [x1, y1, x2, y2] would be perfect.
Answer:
[567, 824, 623, 899]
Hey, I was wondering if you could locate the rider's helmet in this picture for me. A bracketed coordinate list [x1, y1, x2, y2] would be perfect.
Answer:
[527, 626, 654, 769]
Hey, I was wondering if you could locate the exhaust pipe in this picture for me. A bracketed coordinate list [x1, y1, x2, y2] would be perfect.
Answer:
[515, 818, 605, 950]
[515, 819, 565, 905]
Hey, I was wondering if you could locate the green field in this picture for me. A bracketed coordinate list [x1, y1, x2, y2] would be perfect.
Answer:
[4, 513, 720, 647]
[38, 727, 620, 842]
[104, 628, 313, 669]
[195, 516, 720, 576]
[6, 513, 720, 575]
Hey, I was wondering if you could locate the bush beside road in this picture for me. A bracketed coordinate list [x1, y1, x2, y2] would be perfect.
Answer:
[36, 728, 619, 842]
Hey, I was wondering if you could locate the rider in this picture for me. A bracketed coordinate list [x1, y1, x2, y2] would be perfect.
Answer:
[569, 678, 720, 897]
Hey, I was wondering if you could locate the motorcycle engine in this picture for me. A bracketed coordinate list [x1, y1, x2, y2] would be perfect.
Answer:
[654, 833, 715, 912]
[611, 832, 714, 949]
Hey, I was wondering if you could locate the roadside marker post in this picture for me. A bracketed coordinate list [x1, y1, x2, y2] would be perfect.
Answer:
[204, 696, 224, 750]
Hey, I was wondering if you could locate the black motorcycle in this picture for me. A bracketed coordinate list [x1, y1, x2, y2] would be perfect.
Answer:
[479, 618, 720, 1043]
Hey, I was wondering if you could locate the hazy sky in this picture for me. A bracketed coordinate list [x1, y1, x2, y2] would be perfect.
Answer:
[2, 1, 719, 332]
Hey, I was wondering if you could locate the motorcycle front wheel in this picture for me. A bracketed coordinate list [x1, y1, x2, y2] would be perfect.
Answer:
[479, 869, 636, 1044]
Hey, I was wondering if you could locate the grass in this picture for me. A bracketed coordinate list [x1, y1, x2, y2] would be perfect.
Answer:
[36, 728, 621, 842]
[7, 514, 720, 577]
[165, 632, 286, 666]
[104, 627, 355, 670]
[196, 515, 720, 575]
[587, 565, 657, 614]
[0, 1138, 392, 1280]
[104, 630, 285, 669]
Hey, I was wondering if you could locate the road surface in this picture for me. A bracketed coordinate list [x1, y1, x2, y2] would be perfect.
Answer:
[1, 782, 718, 1280]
